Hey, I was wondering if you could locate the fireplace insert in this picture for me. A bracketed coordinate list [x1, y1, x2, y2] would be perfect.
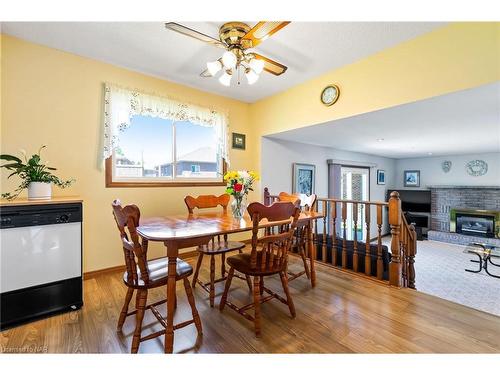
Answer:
[455, 212, 495, 238]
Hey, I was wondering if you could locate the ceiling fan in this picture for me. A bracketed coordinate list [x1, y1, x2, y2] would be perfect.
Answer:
[164, 21, 290, 86]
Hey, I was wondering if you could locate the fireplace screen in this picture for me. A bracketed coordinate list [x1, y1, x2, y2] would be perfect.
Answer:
[456, 213, 495, 238]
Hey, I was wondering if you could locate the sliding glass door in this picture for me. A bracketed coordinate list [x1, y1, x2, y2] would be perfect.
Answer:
[340, 166, 370, 241]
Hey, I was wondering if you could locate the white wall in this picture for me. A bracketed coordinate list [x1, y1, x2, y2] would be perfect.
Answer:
[261, 137, 397, 201]
[394, 152, 500, 189]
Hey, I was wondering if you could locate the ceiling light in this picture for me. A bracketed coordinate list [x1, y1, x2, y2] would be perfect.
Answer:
[376, 138, 384, 142]
[218, 70, 232, 86]
[222, 51, 237, 69]
[249, 58, 265, 74]
[206, 60, 222, 76]
[245, 68, 259, 85]
[428, 152, 433, 156]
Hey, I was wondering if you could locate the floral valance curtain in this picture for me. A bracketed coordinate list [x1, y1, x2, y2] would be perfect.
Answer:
[102, 83, 230, 164]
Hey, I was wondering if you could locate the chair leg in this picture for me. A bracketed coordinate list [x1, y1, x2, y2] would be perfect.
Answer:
[219, 267, 234, 311]
[209, 255, 216, 308]
[131, 289, 147, 354]
[183, 277, 203, 335]
[280, 272, 296, 318]
[221, 253, 226, 278]
[192, 252, 204, 288]
[253, 276, 262, 337]
[117, 287, 134, 331]
[259, 276, 264, 295]
[299, 243, 311, 279]
[238, 249, 253, 293]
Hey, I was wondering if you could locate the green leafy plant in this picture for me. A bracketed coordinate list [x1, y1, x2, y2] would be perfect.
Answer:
[0, 145, 75, 200]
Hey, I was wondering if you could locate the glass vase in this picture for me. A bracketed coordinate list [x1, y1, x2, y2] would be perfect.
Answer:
[231, 195, 247, 219]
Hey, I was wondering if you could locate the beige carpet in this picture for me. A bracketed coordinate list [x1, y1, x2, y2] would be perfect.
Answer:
[412, 240, 500, 316]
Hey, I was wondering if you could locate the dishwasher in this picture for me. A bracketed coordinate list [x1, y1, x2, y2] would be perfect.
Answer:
[0, 201, 83, 330]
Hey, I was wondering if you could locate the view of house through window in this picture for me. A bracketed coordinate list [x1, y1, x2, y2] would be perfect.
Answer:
[113, 115, 220, 181]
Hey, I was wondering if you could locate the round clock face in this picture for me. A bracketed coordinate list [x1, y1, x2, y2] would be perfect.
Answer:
[321, 85, 339, 106]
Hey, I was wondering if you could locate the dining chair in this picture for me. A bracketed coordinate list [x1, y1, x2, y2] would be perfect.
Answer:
[184, 194, 252, 307]
[219, 201, 300, 337]
[278, 192, 317, 281]
[112, 200, 202, 353]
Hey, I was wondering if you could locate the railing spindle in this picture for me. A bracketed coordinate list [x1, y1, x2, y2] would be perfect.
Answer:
[352, 202, 359, 272]
[365, 204, 371, 276]
[389, 192, 402, 288]
[322, 201, 327, 262]
[331, 201, 337, 266]
[342, 201, 347, 269]
[376, 204, 383, 280]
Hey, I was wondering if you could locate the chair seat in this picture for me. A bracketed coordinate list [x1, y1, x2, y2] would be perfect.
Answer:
[123, 256, 193, 288]
[226, 251, 285, 276]
[198, 240, 245, 254]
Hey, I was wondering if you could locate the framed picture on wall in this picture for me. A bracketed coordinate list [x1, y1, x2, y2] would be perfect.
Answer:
[292, 163, 316, 195]
[404, 170, 420, 187]
[377, 169, 386, 185]
[232, 132, 246, 150]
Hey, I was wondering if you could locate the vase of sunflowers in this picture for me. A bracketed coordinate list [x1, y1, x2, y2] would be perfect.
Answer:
[224, 170, 259, 219]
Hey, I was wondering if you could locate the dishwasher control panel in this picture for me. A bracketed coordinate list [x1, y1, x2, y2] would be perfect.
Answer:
[0, 203, 82, 229]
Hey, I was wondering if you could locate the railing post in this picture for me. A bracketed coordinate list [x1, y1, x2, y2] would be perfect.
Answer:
[389, 191, 402, 287]
[376, 204, 383, 279]
[322, 201, 327, 262]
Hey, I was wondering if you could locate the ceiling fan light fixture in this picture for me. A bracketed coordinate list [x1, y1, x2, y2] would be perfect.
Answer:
[206, 60, 222, 76]
[245, 68, 259, 85]
[249, 58, 265, 74]
[219, 70, 233, 86]
[222, 51, 237, 69]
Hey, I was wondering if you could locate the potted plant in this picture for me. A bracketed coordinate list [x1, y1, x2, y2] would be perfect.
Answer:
[1, 146, 75, 200]
[224, 170, 259, 218]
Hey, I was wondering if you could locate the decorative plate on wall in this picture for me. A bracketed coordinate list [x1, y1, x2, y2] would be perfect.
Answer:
[466, 159, 488, 176]
[441, 160, 452, 173]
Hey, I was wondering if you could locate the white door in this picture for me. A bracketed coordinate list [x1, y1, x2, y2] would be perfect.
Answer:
[340, 167, 370, 241]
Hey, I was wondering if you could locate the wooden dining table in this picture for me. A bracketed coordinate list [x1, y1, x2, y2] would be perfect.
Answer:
[136, 209, 323, 353]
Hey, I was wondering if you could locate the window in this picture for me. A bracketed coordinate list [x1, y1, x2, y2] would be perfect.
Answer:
[106, 115, 225, 187]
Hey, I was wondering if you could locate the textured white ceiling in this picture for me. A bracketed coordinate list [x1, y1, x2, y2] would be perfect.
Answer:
[1, 21, 445, 102]
[267, 82, 500, 159]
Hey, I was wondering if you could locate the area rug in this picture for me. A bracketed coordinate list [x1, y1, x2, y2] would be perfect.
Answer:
[413, 240, 500, 316]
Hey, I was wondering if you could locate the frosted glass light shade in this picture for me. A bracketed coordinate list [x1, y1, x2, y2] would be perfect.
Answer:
[249, 58, 265, 74]
[206, 60, 222, 76]
[245, 69, 259, 85]
[222, 51, 237, 69]
[218, 70, 232, 86]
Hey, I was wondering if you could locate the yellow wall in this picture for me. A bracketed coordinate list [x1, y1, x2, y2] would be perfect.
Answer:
[1, 22, 498, 272]
[0, 34, 256, 272]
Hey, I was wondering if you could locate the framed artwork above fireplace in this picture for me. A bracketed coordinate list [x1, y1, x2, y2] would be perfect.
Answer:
[404, 170, 420, 187]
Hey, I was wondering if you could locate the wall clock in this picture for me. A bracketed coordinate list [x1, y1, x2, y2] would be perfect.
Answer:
[320, 84, 340, 106]
[466, 159, 488, 176]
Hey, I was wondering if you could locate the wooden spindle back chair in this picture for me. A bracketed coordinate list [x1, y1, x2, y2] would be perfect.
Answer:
[219, 201, 300, 337]
[184, 194, 249, 307]
[112, 200, 201, 353]
[277, 192, 317, 281]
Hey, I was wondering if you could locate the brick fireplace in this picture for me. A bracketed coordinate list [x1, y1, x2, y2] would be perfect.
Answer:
[428, 186, 500, 246]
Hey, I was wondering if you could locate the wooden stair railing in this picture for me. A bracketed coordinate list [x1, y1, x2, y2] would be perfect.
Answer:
[263, 187, 417, 289]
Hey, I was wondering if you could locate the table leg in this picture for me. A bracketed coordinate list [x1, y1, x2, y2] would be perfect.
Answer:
[164, 241, 178, 354]
[307, 220, 316, 287]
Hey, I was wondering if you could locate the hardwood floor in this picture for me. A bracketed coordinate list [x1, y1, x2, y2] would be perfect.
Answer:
[2, 255, 500, 353]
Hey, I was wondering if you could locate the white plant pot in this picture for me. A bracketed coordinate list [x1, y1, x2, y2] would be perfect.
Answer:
[28, 182, 52, 200]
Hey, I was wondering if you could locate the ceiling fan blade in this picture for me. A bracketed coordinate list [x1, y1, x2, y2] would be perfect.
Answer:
[242, 21, 290, 47]
[253, 53, 288, 76]
[165, 22, 227, 49]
